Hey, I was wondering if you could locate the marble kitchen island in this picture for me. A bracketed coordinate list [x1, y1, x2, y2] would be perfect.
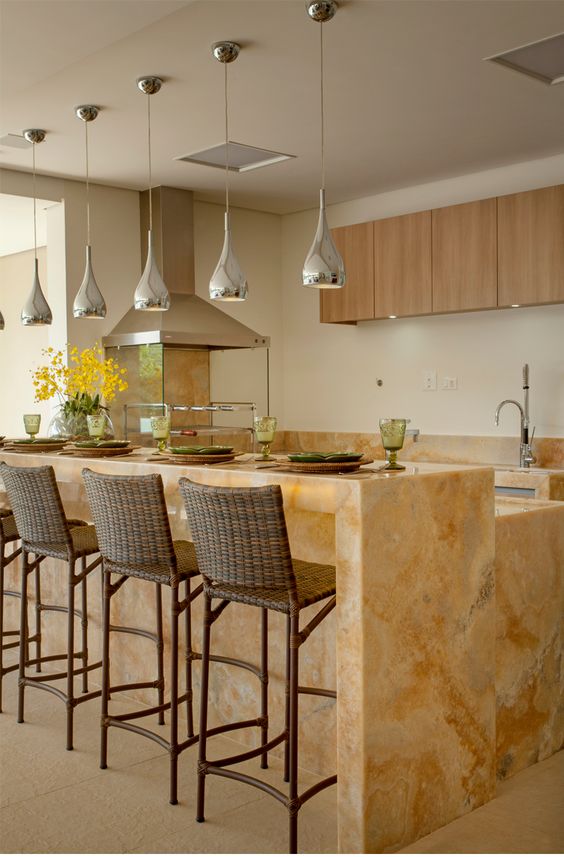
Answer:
[2, 450, 559, 852]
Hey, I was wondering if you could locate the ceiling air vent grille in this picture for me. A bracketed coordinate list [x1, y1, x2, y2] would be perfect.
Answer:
[175, 140, 295, 172]
[485, 32, 564, 86]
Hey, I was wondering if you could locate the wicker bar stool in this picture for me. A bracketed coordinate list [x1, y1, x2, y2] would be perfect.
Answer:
[0, 463, 102, 749]
[1, 506, 26, 713]
[178, 479, 337, 854]
[82, 468, 203, 805]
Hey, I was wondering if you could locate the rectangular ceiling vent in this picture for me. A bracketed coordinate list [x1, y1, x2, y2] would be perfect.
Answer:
[175, 140, 295, 172]
[0, 133, 32, 149]
[485, 32, 564, 86]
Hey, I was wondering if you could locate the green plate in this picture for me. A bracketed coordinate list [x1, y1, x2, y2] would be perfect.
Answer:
[287, 451, 364, 463]
[167, 445, 234, 455]
[12, 438, 62, 445]
[74, 440, 130, 449]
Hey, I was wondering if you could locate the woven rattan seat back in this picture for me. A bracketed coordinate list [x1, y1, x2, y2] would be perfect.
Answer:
[82, 469, 177, 578]
[179, 480, 296, 594]
[0, 462, 71, 552]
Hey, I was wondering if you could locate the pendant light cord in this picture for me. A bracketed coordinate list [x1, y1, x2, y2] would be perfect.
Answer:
[224, 60, 230, 214]
[85, 119, 91, 245]
[32, 141, 37, 260]
[320, 22, 325, 192]
[147, 93, 153, 231]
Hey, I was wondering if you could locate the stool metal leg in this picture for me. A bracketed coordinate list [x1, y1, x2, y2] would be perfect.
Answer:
[81, 558, 89, 694]
[169, 581, 179, 805]
[155, 583, 165, 726]
[34, 564, 42, 672]
[100, 569, 111, 769]
[260, 607, 269, 770]
[66, 560, 76, 751]
[288, 612, 300, 854]
[17, 553, 30, 724]
[184, 577, 194, 738]
[0, 560, 3, 712]
[284, 613, 291, 783]
[196, 591, 212, 823]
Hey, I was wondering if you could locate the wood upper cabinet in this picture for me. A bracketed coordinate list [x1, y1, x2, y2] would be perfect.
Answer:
[373, 211, 432, 318]
[432, 199, 497, 313]
[498, 185, 564, 307]
[320, 223, 374, 323]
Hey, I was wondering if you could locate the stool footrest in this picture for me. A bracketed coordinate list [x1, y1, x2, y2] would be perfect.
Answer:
[108, 690, 190, 724]
[205, 765, 289, 805]
[299, 774, 337, 806]
[297, 685, 336, 699]
[209, 728, 287, 769]
[0, 661, 18, 674]
[3, 588, 23, 599]
[109, 680, 161, 695]
[105, 718, 170, 751]
[108, 624, 159, 644]
[22, 658, 102, 683]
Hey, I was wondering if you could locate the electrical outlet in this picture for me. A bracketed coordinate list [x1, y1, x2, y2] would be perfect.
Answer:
[442, 376, 458, 390]
[423, 369, 437, 391]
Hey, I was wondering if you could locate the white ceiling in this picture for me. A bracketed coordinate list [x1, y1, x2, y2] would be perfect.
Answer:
[1, 0, 563, 215]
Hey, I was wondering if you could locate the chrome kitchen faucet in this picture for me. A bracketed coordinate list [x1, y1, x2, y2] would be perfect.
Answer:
[494, 364, 536, 468]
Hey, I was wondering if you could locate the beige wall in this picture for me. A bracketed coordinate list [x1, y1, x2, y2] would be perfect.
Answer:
[3, 152, 564, 440]
[0, 247, 53, 436]
[281, 153, 564, 437]
[194, 201, 282, 421]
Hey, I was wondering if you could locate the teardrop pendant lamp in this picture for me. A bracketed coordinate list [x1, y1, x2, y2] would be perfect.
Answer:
[73, 105, 106, 318]
[302, 1, 346, 289]
[209, 41, 248, 302]
[21, 129, 53, 325]
[134, 76, 170, 311]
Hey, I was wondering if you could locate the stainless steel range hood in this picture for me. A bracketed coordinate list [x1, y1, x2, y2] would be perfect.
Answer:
[103, 187, 269, 350]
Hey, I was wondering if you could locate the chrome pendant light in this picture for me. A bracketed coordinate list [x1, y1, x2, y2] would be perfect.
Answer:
[209, 41, 248, 302]
[134, 76, 170, 311]
[73, 105, 106, 319]
[302, 1, 345, 289]
[21, 129, 53, 325]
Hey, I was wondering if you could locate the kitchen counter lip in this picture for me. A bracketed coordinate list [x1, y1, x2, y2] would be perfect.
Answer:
[0, 448, 496, 480]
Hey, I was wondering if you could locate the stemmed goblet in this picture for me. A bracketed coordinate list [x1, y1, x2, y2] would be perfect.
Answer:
[23, 414, 41, 440]
[254, 416, 277, 460]
[379, 418, 409, 470]
[151, 415, 171, 452]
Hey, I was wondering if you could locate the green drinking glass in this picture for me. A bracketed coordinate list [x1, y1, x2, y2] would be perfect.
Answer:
[254, 416, 277, 460]
[23, 413, 41, 440]
[379, 418, 409, 470]
[150, 415, 171, 452]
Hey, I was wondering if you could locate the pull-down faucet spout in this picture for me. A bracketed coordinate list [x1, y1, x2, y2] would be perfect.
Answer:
[494, 364, 536, 468]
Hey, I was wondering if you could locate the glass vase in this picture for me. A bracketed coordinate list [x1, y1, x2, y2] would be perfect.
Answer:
[48, 407, 114, 441]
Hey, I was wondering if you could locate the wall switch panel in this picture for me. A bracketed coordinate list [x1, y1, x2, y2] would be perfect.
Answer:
[423, 369, 437, 391]
[442, 376, 458, 390]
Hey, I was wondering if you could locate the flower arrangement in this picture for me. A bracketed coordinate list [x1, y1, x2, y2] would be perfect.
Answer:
[32, 343, 128, 421]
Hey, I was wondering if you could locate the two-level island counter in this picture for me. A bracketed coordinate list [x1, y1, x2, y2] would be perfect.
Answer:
[1, 450, 562, 852]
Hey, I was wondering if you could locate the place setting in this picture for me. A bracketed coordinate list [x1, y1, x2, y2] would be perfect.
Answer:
[2, 414, 69, 453]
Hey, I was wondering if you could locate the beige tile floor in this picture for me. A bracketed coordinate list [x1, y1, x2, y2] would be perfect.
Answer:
[0, 658, 562, 854]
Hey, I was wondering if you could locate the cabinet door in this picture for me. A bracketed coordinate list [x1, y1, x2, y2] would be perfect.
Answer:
[320, 223, 374, 323]
[432, 199, 497, 313]
[373, 211, 432, 318]
[498, 185, 564, 307]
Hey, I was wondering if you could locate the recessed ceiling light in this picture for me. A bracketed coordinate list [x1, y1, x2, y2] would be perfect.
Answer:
[485, 32, 564, 86]
[511, 304, 520, 308]
[175, 140, 296, 173]
[388, 315, 397, 319]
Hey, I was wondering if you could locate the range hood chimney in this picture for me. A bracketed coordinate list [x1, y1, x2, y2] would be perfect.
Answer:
[103, 187, 269, 350]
